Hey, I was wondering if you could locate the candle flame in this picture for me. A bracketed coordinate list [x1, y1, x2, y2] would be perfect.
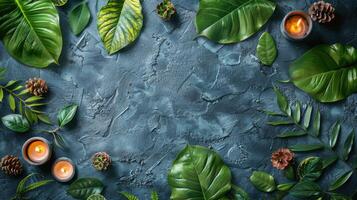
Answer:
[297, 18, 302, 27]
[61, 167, 67, 174]
[35, 146, 43, 153]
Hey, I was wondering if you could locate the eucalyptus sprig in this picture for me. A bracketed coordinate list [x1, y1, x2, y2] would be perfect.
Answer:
[261, 86, 357, 195]
[11, 173, 53, 200]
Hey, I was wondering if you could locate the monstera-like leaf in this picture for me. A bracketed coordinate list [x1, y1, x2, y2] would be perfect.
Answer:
[290, 44, 357, 103]
[195, 0, 276, 44]
[97, 0, 143, 54]
[0, 0, 62, 68]
[168, 145, 232, 200]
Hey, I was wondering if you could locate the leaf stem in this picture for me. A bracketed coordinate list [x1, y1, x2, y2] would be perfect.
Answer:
[0, 85, 31, 111]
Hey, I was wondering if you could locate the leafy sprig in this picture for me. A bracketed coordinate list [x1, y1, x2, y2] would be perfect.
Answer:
[11, 173, 53, 200]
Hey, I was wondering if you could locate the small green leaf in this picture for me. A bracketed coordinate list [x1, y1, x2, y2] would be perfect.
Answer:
[18, 89, 29, 96]
[273, 87, 289, 115]
[12, 85, 23, 91]
[16, 173, 35, 194]
[0, 88, 3, 102]
[343, 130, 355, 160]
[329, 171, 353, 191]
[277, 183, 295, 191]
[277, 131, 306, 138]
[322, 156, 338, 169]
[297, 157, 323, 181]
[256, 32, 277, 66]
[23, 180, 53, 193]
[249, 171, 276, 193]
[25, 109, 38, 124]
[283, 165, 295, 181]
[261, 110, 285, 117]
[267, 121, 294, 126]
[87, 194, 107, 200]
[1, 114, 30, 133]
[290, 181, 321, 198]
[303, 105, 312, 129]
[289, 144, 324, 152]
[37, 114, 52, 125]
[25, 96, 43, 103]
[120, 192, 139, 200]
[312, 109, 321, 137]
[67, 178, 104, 199]
[52, 0, 68, 6]
[58, 104, 78, 127]
[8, 94, 16, 112]
[151, 191, 159, 200]
[69, 2, 91, 35]
[329, 122, 341, 148]
[293, 101, 301, 123]
[5, 80, 18, 88]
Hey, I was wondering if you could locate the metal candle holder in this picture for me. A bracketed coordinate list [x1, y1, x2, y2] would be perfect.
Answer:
[280, 10, 313, 41]
[22, 137, 52, 166]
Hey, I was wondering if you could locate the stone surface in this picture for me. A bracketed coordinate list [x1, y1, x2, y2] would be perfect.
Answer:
[1, 0, 357, 199]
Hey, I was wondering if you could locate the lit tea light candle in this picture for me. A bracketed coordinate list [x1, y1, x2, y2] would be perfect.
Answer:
[22, 137, 52, 165]
[281, 10, 312, 41]
[52, 157, 75, 182]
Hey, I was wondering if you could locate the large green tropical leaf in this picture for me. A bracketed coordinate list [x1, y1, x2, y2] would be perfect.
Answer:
[195, 0, 276, 44]
[168, 145, 232, 200]
[97, 0, 143, 54]
[289, 44, 357, 102]
[0, 0, 62, 68]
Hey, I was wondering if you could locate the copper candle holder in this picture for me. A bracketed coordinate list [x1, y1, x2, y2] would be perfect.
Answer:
[281, 10, 313, 41]
[22, 137, 52, 166]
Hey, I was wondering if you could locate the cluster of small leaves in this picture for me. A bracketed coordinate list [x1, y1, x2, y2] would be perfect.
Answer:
[11, 173, 53, 200]
[120, 191, 159, 200]
[257, 86, 357, 199]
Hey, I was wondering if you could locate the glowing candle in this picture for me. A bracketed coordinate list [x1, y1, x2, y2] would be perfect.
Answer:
[281, 11, 312, 41]
[22, 137, 51, 165]
[52, 158, 75, 182]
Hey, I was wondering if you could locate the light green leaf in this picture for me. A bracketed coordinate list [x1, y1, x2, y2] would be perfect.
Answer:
[297, 157, 323, 181]
[277, 131, 306, 138]
[25, 96, 43, 103]
[97, 0, 143, 54]
[5, 80, 18, 88]
[289, 144, 324, 152]
[23, 180, 53, 193]
[69, 2, 91, 35]
[151, 191, 159, 200]
[289, 43, 357, 102]
[57, 104, 78, 127]
[277, 183, 295, 191]
[329, 122, 341, 148]
[67, 178, 104, 199]
[8, 94, 16, 112]
[293, 101, 301, 123]
[312, 109, 321, 137]
[267, 121, 294, 126]
[2, 114, 30, 133]
[329, 171, 353, 191]
[195, 0, 276, 44]
[256, 32, 277, 66]
[52, 0, 68, 6]
[303, 105, 312, 129]
[37, 114, 52, 125]
[0, 88, 3, 102]
[168, 145, 232, 200]
[249, 171, 276, 193]
[343, 130, 355, 160]
[0, 0, 62, 68]
[120, 192, 139, 200]
[273, 87, 289, 114]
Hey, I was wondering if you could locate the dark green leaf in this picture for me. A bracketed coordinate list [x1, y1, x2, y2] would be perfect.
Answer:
[330, 193, 352, 200]
[303, 105, 312, 129]
[329, 122, 341, 148]
[2, 114, 30, 133]
[293, 101, 301, 123]
[289, 43, 357, 102]
[277, 183, 295, 191]
[195, 0, 276, 43]
[289, 181, 321, 199]
[312, 109, 321, 137]
[58, 104, 78, 127]
[261, 110, 285, 117]
[0, 0, 62, 68]
[273, 87, 289, 114]
[16, 173, 35, 194]
[283, 165, 296, 181]
[168, 145, 232, 199]
[277, 131, 306, 138]
[256, 32, 277, 66]
[37, 114, 52, 125]
[0, 67, 6, 79]
[23, 180, 53, 193]
[322, 156, 338, 169]
[67, 178, 104, 199]
[267, 121, 294, 126]
[52, 132, 67, 149]
[329, 171, 353, 191]
[69, 2, 91, 35]
[120, 192, 139, 200]
[87, 194, 106, 200]
[289, 144, 324, 152]
[229, 185, 249, 200]
[25, 109, 38, 124]
[297, 157, 323, 181]
[249, 171, 276, 193]
[343, 130, 355, 160]
[8, 94, 16, 112]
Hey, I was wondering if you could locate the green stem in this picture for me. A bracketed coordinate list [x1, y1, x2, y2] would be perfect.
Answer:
[0, 85, 30, 110]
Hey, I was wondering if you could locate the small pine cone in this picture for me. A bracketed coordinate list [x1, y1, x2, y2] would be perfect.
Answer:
[0, 155, 23, 176]
[25, 77, 48, 96]
[308, 1, 335, 23]
[157, 0, 176, 20]
[92, 152, 111, 171]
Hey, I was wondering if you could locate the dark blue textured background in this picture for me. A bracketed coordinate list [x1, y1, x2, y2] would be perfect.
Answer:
[1, 0, 357, 199]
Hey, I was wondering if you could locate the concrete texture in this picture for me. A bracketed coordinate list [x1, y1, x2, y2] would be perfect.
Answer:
[1, 0, 357, 199]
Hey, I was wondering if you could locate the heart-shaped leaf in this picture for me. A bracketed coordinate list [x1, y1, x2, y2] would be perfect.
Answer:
[57, 104, 78, 127]
[343, 130, 355, 160]
[97, 0, 143, 54]
[329, 122, 341, 148]
[67, 178, 104, 199]
[2, 114, 30, 133]
[249, 171, 276, 193]
[256, 32, 277, 66]
[297, 157, 323, 181]
[289, 144, 324, 152]
[329, 171, 353, 191]
[168, 145, 232, 200]
[69, 2, 91, 35]
[290, 181, 321, 198]
[289, 44, 357, 102]
[0, 0, 62, 68]
[195, 0, 276, 44]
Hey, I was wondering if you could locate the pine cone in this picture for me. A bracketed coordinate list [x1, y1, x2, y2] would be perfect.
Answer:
[308, 1, 335, 23]
[0, 155, 23, 176]
[157, 0, 176, 20]
[25, 77, 48, 96]
[92, 152, 111, 171]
